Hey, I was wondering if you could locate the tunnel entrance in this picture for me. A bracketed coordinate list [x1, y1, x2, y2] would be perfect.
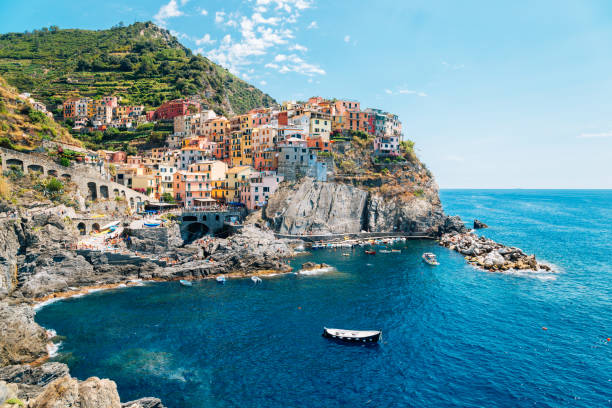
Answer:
[183, 222, 209, 243]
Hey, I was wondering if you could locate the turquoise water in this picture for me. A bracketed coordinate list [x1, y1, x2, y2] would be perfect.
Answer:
[36, 190, 612, 407]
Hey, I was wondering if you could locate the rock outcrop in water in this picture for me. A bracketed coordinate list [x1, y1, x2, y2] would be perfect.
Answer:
[473, 219, 488, 229]
[440, 231, 552, 272]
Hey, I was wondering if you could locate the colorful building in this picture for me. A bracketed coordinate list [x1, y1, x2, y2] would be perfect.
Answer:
[154, 99, 200, 121]
[239, 171, 284, 210]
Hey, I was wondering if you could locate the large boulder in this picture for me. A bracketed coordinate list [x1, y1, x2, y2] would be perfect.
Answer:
[473, 219, 488, 229]
[483, 250, 506, 268]
[0, 302, 47, 366]
[78, 377, 121, 408]
[29, 375, 122, 408]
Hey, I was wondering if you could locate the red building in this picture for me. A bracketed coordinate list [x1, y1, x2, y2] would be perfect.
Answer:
[153, 99, 200, 120]
[277, 111, 288, 126]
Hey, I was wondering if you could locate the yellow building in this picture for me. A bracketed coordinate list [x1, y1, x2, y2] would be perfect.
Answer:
[211, 179, 229, 202]
[225, 166, 254, 201]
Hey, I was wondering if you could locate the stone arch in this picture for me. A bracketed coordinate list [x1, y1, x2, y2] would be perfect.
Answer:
[5, 159, 24, 172]
[99, 185, 109, 199]
[27, 164, 44, 174]
[87, 182, 97, 200]
[77, 222, 86, 235]
[113, 189, 119, 197]
[61, 174, 71, 180]
[129, 197, 134, 208]
[182, 215, 197, 222]
[184, 222, 209, 243]
[47, 169, 58, 177]
[91, 223, 100, 233]
[121, 190, 126, 198]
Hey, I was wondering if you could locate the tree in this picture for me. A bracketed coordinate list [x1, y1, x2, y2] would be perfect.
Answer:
[161, 192, 175, 203]
[137, 56, 156, 76]
[120, 58, 133, 72]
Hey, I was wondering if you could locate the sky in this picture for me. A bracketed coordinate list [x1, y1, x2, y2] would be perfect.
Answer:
[1, 0, 612, 188]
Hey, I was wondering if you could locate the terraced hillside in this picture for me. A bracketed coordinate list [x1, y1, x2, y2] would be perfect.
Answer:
[0, 22, 275, 116]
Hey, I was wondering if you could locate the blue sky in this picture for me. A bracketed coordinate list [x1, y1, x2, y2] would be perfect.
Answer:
[2, 0, 612, 188]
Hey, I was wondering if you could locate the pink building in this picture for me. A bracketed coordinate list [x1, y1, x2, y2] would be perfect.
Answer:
[239, 171, 284, 210]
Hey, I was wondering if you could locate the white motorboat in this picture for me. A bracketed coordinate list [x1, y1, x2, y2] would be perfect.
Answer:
[323, 327, 382, 343]
[422, 252, 439, 266]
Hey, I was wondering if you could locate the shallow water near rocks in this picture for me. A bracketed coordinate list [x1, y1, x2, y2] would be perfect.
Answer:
[36, 190, 612, 407]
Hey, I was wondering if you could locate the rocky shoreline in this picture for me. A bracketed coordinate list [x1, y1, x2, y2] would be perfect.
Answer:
[0, 203, 548, 407]
[439, 230, 553, 273]
[0, 209, 301, 407]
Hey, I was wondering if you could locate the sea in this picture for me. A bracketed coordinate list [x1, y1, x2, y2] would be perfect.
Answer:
[35, 190, 612, 407]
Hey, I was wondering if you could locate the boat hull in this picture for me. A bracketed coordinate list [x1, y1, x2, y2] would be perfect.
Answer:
[322, 328, 381, 344]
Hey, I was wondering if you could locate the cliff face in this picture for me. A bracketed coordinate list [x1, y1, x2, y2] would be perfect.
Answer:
[265, 136, 461, 236]
[266, 179, 368, 234]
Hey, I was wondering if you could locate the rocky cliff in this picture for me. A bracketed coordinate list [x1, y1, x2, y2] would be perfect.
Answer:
[265, 136, 463, 236]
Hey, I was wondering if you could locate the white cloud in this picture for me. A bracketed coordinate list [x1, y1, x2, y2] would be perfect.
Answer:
[290, 44, 308, 52]
[266, 53, 325, 76]
[384, 89, 393, 95]
[215, 11, 226, 23]
[307, 21, 318, 29]
[195, 34, 215, 45]
[399, 89, 427, 97]
[344, 35, 350, 43]
[204, 0, 322, 78]
[578, 131, 612, 139]
[260, 80, 267, 85]
[180, 0, 189, 5]
[200, 9, 208, 16]
[252, 12, 280, 25]
[154, 0, 185, 25]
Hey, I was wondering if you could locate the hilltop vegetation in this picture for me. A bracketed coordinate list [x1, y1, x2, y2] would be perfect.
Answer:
[0, 76, 81, 150]
[0, 22, 275, 115]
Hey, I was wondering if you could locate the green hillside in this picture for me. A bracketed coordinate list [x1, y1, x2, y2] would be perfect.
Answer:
[0, 22, 275, 116]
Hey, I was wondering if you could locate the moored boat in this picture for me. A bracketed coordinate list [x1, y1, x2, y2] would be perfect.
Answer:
[322, 327, 382, 343]
[364, 250, 376, 255]
[179, 279, 192, 287]
[379, 249, 391, 254]
[216, 275, 226, 284]
[391, 249, 401, 253]
[251, 276, 262, 284]
[422, 252, 439, 266]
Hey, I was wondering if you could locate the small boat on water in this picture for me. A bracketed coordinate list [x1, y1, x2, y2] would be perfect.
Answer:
[422, 252, 439, 266]
[251, 276, 262, 284]
[323, 327, 382, 344]
[342, 253, 350, 257]
[216, 275, 226, 284]
[364, 250, 376, 255]
[391, 249, 401, 253]
[379, 250, 392, 254]
[179, 279, 192, 287]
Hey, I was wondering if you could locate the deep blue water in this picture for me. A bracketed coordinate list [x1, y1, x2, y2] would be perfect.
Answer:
[36, 190, 612, 407]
